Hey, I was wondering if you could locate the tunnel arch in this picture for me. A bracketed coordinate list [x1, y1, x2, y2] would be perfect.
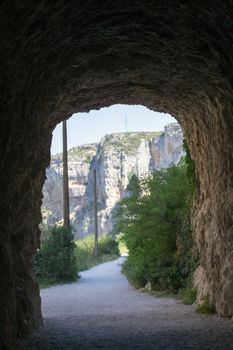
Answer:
[0, 1, 233, 348]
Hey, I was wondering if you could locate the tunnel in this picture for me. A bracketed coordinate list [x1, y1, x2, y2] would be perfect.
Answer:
[0, 1, 233, 348]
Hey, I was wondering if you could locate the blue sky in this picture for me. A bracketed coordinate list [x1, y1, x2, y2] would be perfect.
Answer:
[51, 104, 176, 154]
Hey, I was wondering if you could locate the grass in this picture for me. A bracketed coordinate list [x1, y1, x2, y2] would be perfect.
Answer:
[38, 279, 71, 289]
[196, 296, 216, 314]
[38, 232, 120, 289]
[75, 235, 120, 272]
[34, 226, 119, 288]
[179, 287, 197, 305]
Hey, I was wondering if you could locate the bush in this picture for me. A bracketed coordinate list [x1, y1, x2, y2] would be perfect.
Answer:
[98, 235, 119, 255]
[114, 147, 197, 293]
[180, 287, 197, 304]
[116, 233, 129, 255]
[75, 235, 120, 271]
[35, 225, 78, 286]
[196, 296, 216, 314]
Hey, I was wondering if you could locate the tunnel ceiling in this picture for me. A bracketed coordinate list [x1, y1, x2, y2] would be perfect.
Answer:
[1, 1, 233, 122]
[0, 2, 233, 349]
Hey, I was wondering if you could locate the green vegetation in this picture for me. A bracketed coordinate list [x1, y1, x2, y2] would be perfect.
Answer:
[68, 146, 97, 161]
[103, 132, 162, 155]
[75, 235, 120, 271]
[35, 226, 120, 287]
[180, 287, 197, 305]
[196, 296, 216, 314]
[35, 226, 78, 287]
[51, 145, 97, 162]
[52, 132, 162, 160]
[114, 143, 197, 295]
[116, 233, 129, 256]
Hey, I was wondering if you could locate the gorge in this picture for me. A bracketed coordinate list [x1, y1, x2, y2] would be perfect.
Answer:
[43, 123, 184, 238]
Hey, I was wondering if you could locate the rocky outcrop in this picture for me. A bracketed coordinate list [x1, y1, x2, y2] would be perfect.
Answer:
[43, 144, 97, 225]
[1, 2, 233, 347]
[150, 123, 184, 169]
[77, 125, 185, 238]
[43, 124, 184, 238]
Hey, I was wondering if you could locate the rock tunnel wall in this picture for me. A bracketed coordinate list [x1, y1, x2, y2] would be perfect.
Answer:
[0, 1, 233, 348]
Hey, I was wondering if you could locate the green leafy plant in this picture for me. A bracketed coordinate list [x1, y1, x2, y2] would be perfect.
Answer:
[180, 287, 197, 304]
[35, 225, 78, 286]
[113, 145, 197, 294]
[196, 296, 216, 314]
[116, 233, 129, 255]
[75, 235, 120, 271]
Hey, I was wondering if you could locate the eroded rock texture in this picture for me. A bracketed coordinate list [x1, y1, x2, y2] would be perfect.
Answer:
[43, 125, 184, 238]
[74, 126, 184, 238]
[0, 1, 233, 348]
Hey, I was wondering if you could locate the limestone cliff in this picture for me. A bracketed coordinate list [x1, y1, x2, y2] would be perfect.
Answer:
[42, 123, 184, 238]
[42, 143, 97, 225]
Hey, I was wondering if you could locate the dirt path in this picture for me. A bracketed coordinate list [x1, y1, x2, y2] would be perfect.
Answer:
[19, 257, 233, 349]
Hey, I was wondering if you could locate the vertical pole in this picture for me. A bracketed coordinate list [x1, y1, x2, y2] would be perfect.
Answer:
[125, 114, 128, 133]
[120, 151, 123, 178]
[93, 168, 98, 256]
[63, 120, 70, 228]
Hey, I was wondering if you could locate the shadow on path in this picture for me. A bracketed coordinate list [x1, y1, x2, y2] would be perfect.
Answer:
[19, 257, 233, 349]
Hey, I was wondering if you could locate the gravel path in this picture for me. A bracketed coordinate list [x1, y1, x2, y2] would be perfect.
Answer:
[19, 257, 233, 349]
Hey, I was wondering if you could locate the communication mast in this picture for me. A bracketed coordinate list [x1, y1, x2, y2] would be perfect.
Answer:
[125, 114, 128, 133]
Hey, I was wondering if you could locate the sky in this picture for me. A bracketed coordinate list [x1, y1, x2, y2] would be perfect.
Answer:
[51, 104, 176, 155]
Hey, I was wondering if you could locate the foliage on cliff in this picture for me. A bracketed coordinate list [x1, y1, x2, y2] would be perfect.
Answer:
[114, 148, 196, 293]
[51, 144, 97, 162]
[102, 132, 162, 155]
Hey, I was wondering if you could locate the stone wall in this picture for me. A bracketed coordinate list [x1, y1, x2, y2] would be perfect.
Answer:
[0, 2, 233, 348]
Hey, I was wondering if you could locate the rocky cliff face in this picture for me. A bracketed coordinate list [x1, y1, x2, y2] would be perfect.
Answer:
[42, 123, 184, 238]
[42, 143, 98, 225]
[149, 123, 185, 169]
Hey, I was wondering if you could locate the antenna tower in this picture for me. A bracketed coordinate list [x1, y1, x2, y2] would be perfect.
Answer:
[125, 114, 128, 133]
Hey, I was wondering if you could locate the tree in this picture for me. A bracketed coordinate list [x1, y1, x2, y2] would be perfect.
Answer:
[114, 159, 196, 292]
[35, 225, 77, 284]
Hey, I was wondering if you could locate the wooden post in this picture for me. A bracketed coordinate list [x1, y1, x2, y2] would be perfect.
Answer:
[93, 168, 98, 256]
[63, 120, 70, 228]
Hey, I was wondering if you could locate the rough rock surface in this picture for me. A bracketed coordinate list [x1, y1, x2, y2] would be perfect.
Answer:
[43, 124, 184, 238]
[0, 2, 233, 348]
[73, 125, 184, 237]
[42, 144, 97, 226]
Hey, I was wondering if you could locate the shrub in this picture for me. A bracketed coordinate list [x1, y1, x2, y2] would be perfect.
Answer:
[114, 147, 197, 293]
[35, 225, 78, 285]
[98, 235, 119, 255]
[180, 287, 197, 304]
[75, 235, 120, 271]
[196, 296, 216, 314]
[116, 233, 129, 255]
